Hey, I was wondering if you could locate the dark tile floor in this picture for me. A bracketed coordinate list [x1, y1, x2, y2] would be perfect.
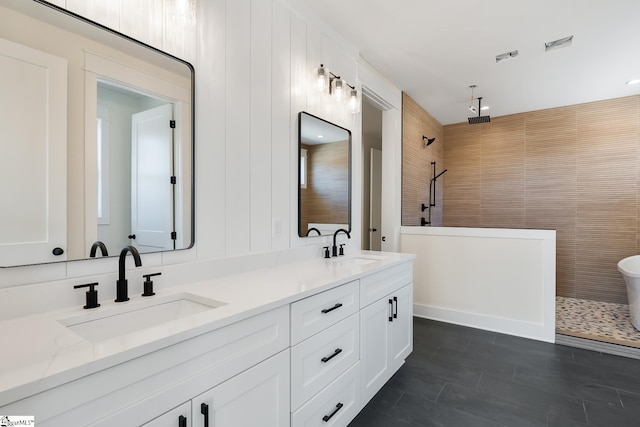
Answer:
[348, 317, 640, 427]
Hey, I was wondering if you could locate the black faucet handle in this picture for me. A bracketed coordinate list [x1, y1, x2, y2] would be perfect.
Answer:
[339, 244, 345, 256]
[143, 272, 162, 281]
[142, 272, 161, 297]
[74, 282, 100, 309]
[323, 246, 331, 259]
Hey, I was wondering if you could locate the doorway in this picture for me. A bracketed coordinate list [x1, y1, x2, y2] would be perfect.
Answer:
[361, 99, 383, 251]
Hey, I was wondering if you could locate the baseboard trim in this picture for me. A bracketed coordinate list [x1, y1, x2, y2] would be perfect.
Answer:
[414, 303, 555, 343]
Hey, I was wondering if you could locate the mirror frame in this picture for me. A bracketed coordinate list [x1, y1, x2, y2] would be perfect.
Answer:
[297, 111, 352, 238]
[0, 0, 195, 267]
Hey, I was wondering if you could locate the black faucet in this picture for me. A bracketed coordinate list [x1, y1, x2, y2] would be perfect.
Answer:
[115, 246, 142, 302]
[89, 241, 109, 258]
[332, 229, 351, 257]
[306, 227, 321, 236]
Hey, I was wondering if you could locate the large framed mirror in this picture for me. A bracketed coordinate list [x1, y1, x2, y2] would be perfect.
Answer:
[0, 0, 194, 267]
[298, 112, 351, 237]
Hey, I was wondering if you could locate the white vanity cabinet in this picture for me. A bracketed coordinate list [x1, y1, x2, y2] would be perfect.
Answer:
[2, 306, 289, 427]
[0, 256, 414, 427]
[288, 259, 414, 427]
[142, 350, 289, 427]
[359, 264, 413, 405]
[289, 280, 361, 427]
[142, 402, 191, 427]
[191, 350, 290, 427]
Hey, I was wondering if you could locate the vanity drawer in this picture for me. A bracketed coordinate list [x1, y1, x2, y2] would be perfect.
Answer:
[291, 280, 359, 345]
[291, 362, 360, 427]
[291, 313, 359, 410]
[360, 262, 412, 308]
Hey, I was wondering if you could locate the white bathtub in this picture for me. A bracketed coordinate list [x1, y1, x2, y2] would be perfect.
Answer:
[617, 255, 640, 330]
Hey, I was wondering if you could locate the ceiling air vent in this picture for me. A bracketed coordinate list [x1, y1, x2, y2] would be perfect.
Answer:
[545, 35, 573, 52]
[495, 50, 519, 63]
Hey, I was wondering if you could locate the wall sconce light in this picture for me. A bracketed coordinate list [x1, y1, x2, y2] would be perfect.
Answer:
[315, 64, 330, 92]
[316, 64, 360, 114]
[423, 135, 436, 147]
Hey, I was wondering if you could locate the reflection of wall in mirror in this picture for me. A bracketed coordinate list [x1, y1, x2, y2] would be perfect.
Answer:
[300, 140, 349, 233]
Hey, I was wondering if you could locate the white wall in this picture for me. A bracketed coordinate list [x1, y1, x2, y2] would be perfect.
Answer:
[0, 0, 368, 306]
[400, 226, 556, 342]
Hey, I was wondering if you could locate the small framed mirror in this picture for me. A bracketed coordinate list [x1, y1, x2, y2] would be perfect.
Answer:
[298, 112, 351, 237]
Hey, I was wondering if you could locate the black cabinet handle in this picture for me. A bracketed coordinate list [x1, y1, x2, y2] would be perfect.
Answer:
[128, 234, 136, 239]
[322, 403, 344, 422]
[393, 296, 398, 319]
[178, 415, 187, 427]
[201, 402, 209, 427]
[321, 303, 343, 314]
[321, 348, 342, 363]
[388, 298, 393, 322]
[52, 247, 64, 256]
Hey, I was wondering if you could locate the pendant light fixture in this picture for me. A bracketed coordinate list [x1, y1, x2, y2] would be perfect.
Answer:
[468, 85, 477, 114]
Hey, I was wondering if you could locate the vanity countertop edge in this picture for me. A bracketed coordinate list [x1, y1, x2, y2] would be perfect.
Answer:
[0, 250, 415, 407]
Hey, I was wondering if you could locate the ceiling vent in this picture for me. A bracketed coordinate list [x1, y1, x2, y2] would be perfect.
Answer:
[495, 50, 519, 63]
[545, 35, 573, 52]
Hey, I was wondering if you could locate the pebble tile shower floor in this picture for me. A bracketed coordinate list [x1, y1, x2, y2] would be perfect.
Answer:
[349, 317, 640, 427]
[556, 296, 640, 348]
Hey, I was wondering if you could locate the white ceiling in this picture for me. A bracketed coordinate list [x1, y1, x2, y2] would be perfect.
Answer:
[295, 0, 640, 125]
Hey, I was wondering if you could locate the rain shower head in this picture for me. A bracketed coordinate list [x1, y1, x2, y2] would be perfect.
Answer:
[468, 96, 491, 124]
[468, 115, 491, 124]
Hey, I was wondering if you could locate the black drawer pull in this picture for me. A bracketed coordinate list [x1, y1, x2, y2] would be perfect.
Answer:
[321, 303, 343, 314]
[393, 296, 398, 318]
[321, 348, 342, 363]
[322, 402, 344, 422]
[201, 402, 209, 427]
[388, 298, 393, 322]
[178, 415, 187, 427]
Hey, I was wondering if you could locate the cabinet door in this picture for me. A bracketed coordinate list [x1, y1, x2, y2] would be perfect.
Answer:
[192, 350, 290, 427]
[390, 283, 413, 372]
[359, 296, 392, 405]
[142, 401, 191, 427]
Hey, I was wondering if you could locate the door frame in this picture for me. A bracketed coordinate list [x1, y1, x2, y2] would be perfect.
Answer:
[358, 60, 402, 252]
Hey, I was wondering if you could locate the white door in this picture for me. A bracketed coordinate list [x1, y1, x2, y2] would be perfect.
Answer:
[131, 104, 175, 252]
[369, 148, 382, 251]
[0, 37, 67, 265]
[192, 350, 290, 427]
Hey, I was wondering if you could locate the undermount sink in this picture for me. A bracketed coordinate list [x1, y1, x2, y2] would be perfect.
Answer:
[58, 293, 225, 343]
[333, 254, 387, 266]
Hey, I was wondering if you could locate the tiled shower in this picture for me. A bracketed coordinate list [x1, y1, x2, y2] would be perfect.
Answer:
[402, 93, 640, 348]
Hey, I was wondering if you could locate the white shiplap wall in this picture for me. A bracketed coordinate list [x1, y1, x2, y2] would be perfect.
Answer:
[196, 0, 358, 258]
[0, 0, 360, 290]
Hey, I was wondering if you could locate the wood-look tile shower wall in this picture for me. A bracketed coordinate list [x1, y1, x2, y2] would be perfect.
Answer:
[402, 93, 444, 226]
[442, 96, 640, 304]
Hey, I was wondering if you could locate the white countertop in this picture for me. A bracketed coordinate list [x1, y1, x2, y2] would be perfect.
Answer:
[0, 251, 414, 407]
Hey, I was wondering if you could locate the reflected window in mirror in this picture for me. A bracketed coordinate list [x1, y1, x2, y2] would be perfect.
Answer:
[298, 112, 351, 237]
